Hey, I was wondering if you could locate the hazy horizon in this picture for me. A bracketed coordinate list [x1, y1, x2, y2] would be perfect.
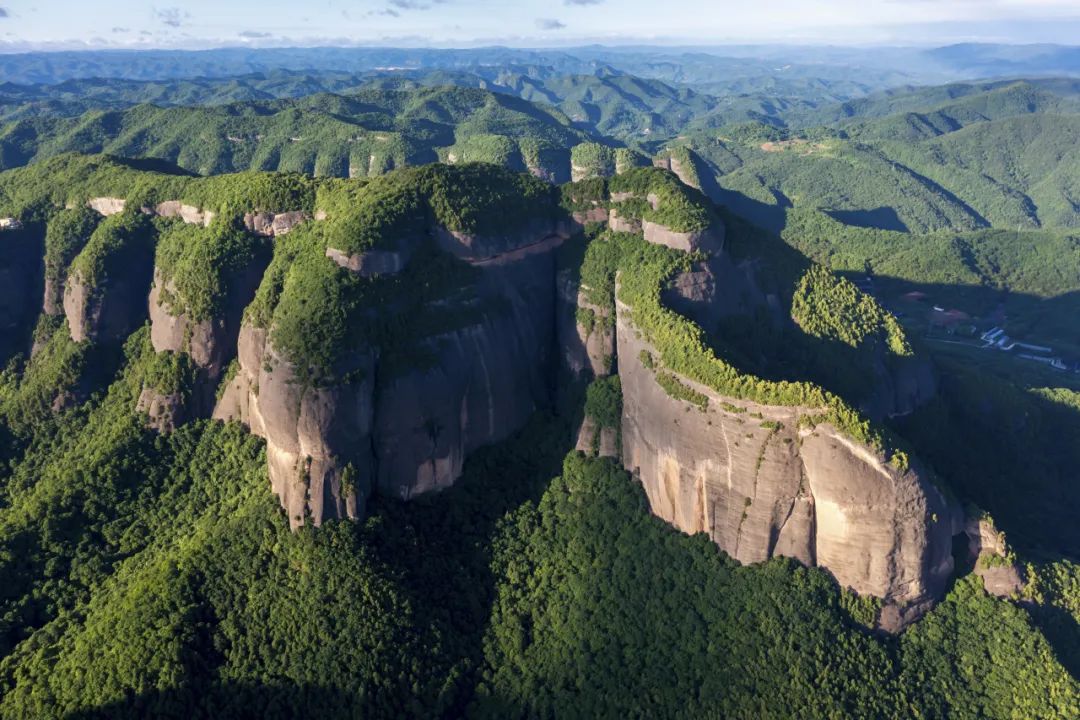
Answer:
[5, 0, 1080, 51]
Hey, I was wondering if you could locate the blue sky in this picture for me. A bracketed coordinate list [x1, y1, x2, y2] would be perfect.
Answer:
[3, 0, 1080, 49]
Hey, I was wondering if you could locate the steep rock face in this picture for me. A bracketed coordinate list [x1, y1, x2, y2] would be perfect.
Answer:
[375, 249, 556, 499]
[217, 219, 567, 526]
[0, 226, 42, 361]
[214, 325, 374, 526]
[654, 153, 701, 191]
[145, 252, 267, 423]
[64, 254, 154, 344]
[608, 208, 640, 234]
[136, 386, 187, 434]
[243, 211, 309, 237]
[325, 237, 420, 278]
[556, 268, 614, 382]
[155, 201, 214, 226]
[86, 197, 126, 216]
[662, 254, 779, 329]
[148, 258, 266, 379]
[616, 294, 958, 629]
[42, 274, 65, 317]
[642, 219, 724, 254]
[861, 353, 938, 420]
[574, 415, 619, 459]
[663, 255, 936, 422]
[964, 515, 1025, 598]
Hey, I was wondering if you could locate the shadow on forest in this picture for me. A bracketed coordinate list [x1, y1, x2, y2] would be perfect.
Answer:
[703, 183, 1080, 679]
[60, 680, 525, 720]
[360, 404, 579, 716]
[827, 206, 909, 232]
[702, 183, 1080, 562]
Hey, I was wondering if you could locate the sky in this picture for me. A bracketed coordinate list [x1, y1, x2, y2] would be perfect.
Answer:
[3, 0, 1080, 50]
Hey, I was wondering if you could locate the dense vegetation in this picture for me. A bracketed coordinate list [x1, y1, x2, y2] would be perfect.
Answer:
[1, 336, 1077, 717]
[0, 87, 592, 179]
[3, 54, 1080, 715]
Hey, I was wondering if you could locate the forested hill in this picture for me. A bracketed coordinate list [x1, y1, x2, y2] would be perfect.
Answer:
[0, 67, 719, 141]
[0, 86, 597, 180]
[665, 79, 1080, 234]
[0, 156, 1079, 717]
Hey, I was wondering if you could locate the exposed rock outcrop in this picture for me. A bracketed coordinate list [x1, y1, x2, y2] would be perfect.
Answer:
[616, 291, 958, 631]
[575, 415, 619, 459]
[64, 243, 154, 346]
[86, 197, 308, 237]
[642, 218, 724, 254]
[154, 201, 214, 226]
[325, 241, 418, 277]
[243, 210, 309, 237]
[0, 225, 43, 361]
[965, 514, 1025, 598]
[557, 268, 614, 382]
[136, 386, 187, 434]
[662, 254, 777, 329]
[86, 197, 127, 216]
[217, 218, 568, 527]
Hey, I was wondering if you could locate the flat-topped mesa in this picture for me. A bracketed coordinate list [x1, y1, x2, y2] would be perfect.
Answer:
[616, 292, 959, 631]
[216, 164, 570, 527]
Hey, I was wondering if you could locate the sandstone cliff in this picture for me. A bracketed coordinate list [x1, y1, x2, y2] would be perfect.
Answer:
[216, 214, 570, 527]
[616, 292, 958, 630]
[0, 224, 42, 362]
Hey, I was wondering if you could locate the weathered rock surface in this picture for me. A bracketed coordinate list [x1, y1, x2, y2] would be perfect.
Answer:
[42, 275, 65, 317]
[86, 197, 308, 238]
[217, 219, 567, 526]
[325, 243, 417, 278]
[663, 254, 777, 329]
[215, 325, 374, 525]
[575, 415, 619, 459]
[642, 218, 724, 254]
[861, 353, 938, 420]
[64, 262, 153, 344]
[0, 226, 43, 361]
[571, 207, 609, 226]
[654, 154, 701, 191]
[607, 208, 640, 234]
[616, 293, 958, 630]
[136, 386, 186, 434]
[155, 201, 214, 226]
[86, 197, 127, 216]
[243, 210, 309, 237]
[965, 515, 1025, 598]
[148, 256, 266, 378]
[557, 268, 614, 382]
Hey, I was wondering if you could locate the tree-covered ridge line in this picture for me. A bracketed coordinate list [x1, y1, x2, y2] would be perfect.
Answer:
[568, 220, 909, 460]
[0, 86, 600, 179]
[653, 77, 1080, 238]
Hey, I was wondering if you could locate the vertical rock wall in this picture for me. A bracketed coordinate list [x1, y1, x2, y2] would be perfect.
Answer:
[616, 292, 958, 629]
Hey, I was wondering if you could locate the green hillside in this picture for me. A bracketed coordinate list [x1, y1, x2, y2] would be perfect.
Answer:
[0, 86, 594, 178]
